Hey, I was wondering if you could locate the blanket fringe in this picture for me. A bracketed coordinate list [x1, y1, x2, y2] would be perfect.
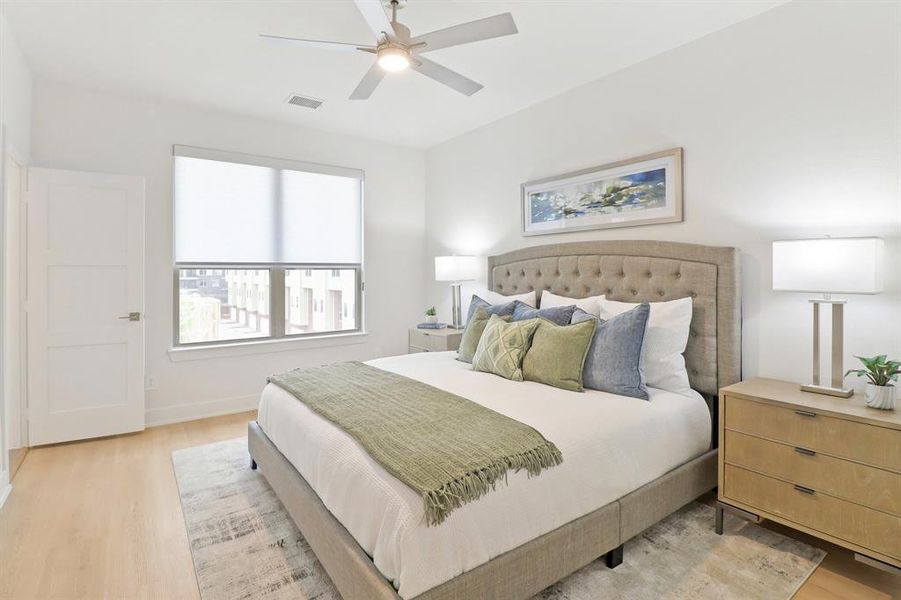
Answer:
[422, 441, 563, 526]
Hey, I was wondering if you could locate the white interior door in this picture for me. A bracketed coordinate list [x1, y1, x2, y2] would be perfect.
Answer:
[27, 168, 145, 445]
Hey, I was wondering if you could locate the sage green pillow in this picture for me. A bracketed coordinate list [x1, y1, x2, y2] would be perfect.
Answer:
[457, 307, 511, 363]
[472, 315, 540, 381]
[522, 318, 597, 392]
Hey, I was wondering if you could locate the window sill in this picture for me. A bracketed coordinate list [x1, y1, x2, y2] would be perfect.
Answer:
[167, 331, 369, 362]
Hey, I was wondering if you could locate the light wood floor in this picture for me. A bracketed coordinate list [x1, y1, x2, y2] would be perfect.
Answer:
[0, 411, 898, 599]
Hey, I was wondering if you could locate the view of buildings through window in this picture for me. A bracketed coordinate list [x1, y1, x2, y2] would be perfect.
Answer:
[178, 268, 356, 344]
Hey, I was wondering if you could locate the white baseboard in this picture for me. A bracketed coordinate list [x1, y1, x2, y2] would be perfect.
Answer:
[145, 394, 259, 428]
[0, 471, 11, 511]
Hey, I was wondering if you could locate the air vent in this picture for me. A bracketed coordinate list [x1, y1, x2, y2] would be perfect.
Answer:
[286, 93, 323, 110]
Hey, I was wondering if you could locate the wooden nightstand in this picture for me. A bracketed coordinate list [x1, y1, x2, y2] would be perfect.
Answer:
[408, 327, 463, 353]
[716, 378, 901, 571]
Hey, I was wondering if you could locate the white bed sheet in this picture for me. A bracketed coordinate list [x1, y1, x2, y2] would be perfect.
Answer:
[257, 351, 711, 599]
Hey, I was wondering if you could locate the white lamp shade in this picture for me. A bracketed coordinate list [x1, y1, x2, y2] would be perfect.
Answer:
[772, 238, 884, 294]
[435, 255, 480, 282]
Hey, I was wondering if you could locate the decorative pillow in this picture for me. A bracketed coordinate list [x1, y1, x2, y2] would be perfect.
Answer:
[457, 307, 510, 364]
[540, 291, 605, 316]
[511, 302, 577, 326]
[522, 319, 596, 392]
[472, 315, 540, 382]
[598, 297, 693, 396]
[572, 304, 650, 399]
[480, 289, 537, 308]
[465, 294, 518, 323]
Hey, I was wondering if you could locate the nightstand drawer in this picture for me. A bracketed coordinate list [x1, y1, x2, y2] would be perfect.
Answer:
[408, 329, 462, 353]
[724, 465, 901, 560]
[724, 430, 900, 516]
[724, 395, 901, 471]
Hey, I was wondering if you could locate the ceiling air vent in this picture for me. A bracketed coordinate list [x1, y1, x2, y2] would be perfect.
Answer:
[286, 93, 323, 110]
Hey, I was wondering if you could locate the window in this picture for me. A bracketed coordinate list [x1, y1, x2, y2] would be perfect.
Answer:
[173, 145, 363, 346]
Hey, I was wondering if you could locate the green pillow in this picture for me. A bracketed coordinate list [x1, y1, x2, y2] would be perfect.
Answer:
[472, 315, 540, 381]
[457, 307, 511, 363]
[522, 318, 597, 392]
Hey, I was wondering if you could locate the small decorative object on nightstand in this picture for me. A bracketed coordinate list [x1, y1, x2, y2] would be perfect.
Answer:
[424, 306, 439, 325]
[716, 378, 900, 572]
[409, 327, 462, 354]
[845, 354, 899, 411]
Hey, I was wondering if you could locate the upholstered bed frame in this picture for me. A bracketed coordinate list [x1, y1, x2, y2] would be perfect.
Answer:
[248, 240, 741, 600]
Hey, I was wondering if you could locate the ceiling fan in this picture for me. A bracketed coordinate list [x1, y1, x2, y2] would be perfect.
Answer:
[260, 0, 518, 99]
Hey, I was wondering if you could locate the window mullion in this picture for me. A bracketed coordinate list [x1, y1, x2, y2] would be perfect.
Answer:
[270, 267, 286, 339]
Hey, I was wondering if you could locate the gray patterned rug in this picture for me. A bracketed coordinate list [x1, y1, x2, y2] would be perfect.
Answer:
[173, 438, 825, 600]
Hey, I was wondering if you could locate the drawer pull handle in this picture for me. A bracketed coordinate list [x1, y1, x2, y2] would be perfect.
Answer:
[793, 484, 815, 495]
[794, 410, 817, 418]
[794, 447, 816, 457]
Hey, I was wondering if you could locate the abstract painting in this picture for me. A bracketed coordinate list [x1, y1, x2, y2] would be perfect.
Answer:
[522, 148, 683, 235]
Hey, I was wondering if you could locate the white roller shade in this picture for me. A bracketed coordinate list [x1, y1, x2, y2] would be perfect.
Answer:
[174, 146, 363, 264]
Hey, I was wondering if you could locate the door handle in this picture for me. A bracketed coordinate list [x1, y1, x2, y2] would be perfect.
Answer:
[118, 312, 142, 322]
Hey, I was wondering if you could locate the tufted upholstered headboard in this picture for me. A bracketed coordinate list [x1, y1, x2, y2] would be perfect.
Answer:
[487, 240, 741, 397]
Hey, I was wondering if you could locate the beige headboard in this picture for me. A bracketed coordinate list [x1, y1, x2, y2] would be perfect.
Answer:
[487, 240, 741, 396]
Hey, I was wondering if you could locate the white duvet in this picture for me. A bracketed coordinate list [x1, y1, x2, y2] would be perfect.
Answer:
[257, 351, 711, 599]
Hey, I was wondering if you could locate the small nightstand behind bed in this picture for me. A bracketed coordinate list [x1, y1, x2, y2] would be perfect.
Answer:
[716, 378, 901, 573]
[408, 327, 462, 354]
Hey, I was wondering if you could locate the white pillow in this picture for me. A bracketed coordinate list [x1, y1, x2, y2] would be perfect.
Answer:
[539, 291, 605, 316]
[598, 297, 693, 397]
[479, 289, 537, 308]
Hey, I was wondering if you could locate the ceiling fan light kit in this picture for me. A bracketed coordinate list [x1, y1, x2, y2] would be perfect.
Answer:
[261, 0, 518, 99]
[377, 44, 411, 72]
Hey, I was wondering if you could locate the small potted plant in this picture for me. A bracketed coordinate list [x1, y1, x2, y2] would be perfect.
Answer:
[424, 306, 438, 324]
[845, 355, 900, 410]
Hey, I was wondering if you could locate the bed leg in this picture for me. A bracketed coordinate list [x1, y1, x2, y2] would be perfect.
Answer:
[604, 544, 623, 569]
[250, 458, 258, 470]
[715, 506, 724, 535]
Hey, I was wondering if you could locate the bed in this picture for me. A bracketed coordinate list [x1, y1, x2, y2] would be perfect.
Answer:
[248, 239, 741, 600]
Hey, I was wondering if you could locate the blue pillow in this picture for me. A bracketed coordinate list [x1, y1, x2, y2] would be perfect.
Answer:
[466, 295, 518, 323]
[572, 304, 650, 400]
[511, 302, 576, 326]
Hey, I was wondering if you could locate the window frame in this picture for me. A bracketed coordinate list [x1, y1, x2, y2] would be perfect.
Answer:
[171, 145, 365, 349]
[173, 263, 364, 348]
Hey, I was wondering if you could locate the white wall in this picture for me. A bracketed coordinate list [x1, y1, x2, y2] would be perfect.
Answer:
[1, 13, 32, 159]
[425, 1, 901, 391]
[0, 11, 33, 498]
[31, 77, 426, 425]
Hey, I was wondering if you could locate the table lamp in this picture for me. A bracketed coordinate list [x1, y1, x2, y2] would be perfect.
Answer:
[435, 256, 479, 329]
[772, 237, 884, 397]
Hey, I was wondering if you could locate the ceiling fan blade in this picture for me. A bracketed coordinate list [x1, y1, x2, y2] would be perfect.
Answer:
[349, 62, 386, 100]
[260, 34, 374, 53]
[354, 0, 395, 41]
[410, 13, 517, 53]
[411, 56, 483, 96]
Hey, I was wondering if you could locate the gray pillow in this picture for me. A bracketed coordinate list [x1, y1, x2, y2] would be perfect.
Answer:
[466, 295, 518, 323]
[512, 302, 576, 326]
[572, 303, 650, 400]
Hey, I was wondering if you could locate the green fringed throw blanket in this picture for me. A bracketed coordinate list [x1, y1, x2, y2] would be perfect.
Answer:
[268, 361, 563, 526]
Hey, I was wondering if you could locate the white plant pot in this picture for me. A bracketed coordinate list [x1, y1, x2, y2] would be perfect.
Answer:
[425, 315, 438, 324]
[864, 383, 896, 410]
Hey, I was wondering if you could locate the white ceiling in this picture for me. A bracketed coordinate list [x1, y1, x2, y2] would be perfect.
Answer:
[3, 0, 783, 148]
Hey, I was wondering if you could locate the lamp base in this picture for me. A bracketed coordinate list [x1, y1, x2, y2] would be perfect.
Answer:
[447, 324, 466, 330]
[800, 384, 854, 398]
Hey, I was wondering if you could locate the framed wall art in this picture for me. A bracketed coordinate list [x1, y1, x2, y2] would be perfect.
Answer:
[522, 148, 683, 236]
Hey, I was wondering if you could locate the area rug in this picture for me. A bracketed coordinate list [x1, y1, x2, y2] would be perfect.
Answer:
[172, 438, 825, 600]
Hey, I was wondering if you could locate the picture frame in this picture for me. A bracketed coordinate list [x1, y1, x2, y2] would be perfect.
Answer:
[521, 148, 683, 236]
